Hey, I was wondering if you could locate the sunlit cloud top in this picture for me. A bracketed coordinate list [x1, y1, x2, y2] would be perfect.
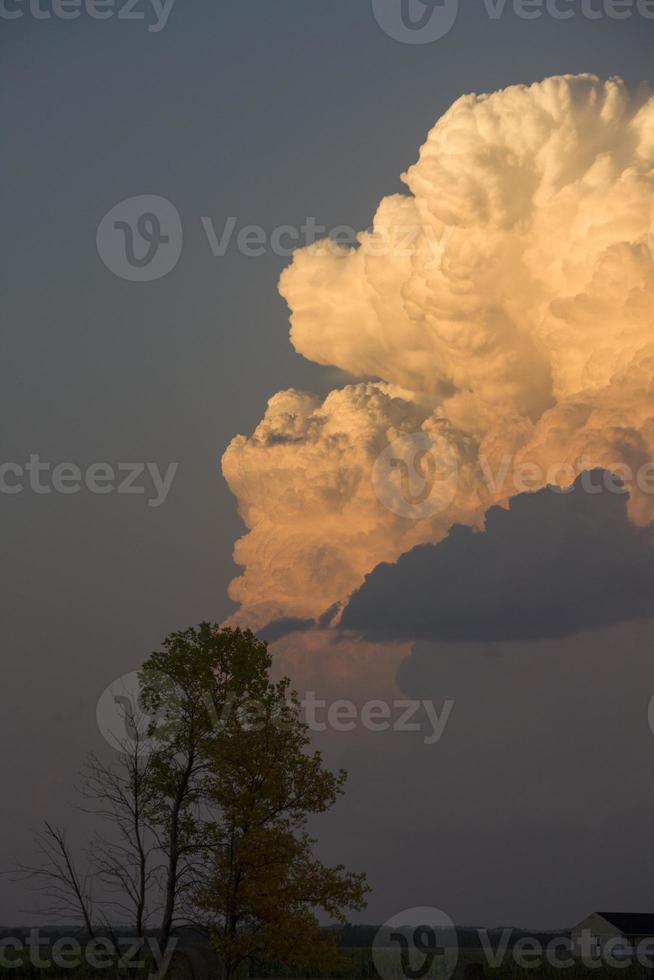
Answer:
[223, 74, 654, 630]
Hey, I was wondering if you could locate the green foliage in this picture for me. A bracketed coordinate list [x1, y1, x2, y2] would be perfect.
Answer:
[137, 625, 276, 943]
[192, 656, 370, 978]
[13, 624, 368, 973]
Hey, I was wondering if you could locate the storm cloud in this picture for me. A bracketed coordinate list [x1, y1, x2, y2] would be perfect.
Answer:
[342, 472, 654, 643]
[223, 75, 654, 630]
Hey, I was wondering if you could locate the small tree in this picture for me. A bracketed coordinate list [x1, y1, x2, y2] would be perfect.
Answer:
[78, 721, 159, 937]
[139, 624, 274, 947]
[14, 823, 95, 937]
[195, 677, 369, 980]
[13, 625, 275, 944]
[13, 623, 369, 969]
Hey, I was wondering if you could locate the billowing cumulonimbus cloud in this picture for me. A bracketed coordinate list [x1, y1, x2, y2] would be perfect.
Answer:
[223, 384, 482, 626]
[222, 75, 654, 629]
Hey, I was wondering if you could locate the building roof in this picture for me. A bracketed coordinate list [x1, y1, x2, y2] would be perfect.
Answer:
[599, 913, 654, 935]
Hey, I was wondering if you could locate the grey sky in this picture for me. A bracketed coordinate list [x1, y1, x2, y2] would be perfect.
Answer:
[2, 0, 653, 928]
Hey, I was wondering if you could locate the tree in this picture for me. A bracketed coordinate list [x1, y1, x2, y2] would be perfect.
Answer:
[13, 623, 369, 971]
[78, 719, 159, 937]
[15, 684, 159, 939]
[13, 625, 273, 945]
[195, 675, 369, 980]
[14, 823, 95, 937]
[138, 624, 274, 948]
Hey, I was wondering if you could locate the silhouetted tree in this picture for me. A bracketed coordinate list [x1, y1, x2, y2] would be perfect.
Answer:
[195, 675, 369, 980]
[138, 624, 277, 948]
[78, 720, 159, 936]
[15, 823, 95, 937]
[13, 623, 369, 973]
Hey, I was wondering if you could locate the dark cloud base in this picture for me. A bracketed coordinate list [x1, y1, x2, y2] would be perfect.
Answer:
[341, 471, 654, 644]
[258, 617, 316, 644]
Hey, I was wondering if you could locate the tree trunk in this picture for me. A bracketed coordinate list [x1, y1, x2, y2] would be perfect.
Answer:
[159, 752, 194, 948]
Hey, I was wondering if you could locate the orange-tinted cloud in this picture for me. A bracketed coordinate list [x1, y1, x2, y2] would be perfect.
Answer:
[223, 75, 654, 629]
